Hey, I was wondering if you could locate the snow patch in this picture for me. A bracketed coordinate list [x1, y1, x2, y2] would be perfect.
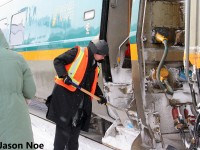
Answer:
[30, 115, 112, 150]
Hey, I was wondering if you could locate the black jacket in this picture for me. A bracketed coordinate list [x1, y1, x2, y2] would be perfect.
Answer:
[46, 47, 103, 131]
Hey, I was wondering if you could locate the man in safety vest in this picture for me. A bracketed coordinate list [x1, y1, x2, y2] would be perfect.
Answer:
[46, 39, 109, 150]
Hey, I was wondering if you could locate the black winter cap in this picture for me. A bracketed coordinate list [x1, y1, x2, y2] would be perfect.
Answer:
[88, 40, 109, 55]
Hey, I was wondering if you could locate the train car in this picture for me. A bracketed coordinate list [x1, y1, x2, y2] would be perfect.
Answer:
[132, 0, 200, 149]
[1, 0, 200, 149]
[0, 0, 139, 149]
[0, 0, 114, 121]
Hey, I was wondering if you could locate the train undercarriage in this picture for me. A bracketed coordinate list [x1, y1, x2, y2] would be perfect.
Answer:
[100, 0, 200, 149]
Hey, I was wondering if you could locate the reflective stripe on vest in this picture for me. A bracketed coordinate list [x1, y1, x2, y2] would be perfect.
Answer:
[90, 67, 100, 96]
[65, 47, 86, 85]
[55, 66, 99, 97]
[55, 47, 100, 96]
[55, 46, 88, 91]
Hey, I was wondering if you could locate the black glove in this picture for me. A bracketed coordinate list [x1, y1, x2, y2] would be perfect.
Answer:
[97, 95, 107, 105]
[63, 74, 72, 85]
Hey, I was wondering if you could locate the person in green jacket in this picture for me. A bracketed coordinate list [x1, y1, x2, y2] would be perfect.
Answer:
[0, 29, 36, 149]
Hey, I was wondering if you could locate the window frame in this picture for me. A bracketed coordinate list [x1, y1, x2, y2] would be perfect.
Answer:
[9, 10, 27, 46]
[83, 9, 95, 21]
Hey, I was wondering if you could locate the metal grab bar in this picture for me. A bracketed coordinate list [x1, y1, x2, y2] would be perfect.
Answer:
[117, 36, 130, 67]
[184, 0, 191, 83]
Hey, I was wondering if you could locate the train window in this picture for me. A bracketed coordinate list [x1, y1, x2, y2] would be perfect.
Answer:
[10, 11, 26, 46]
[0, 18, 8, 38]
[84, 10, 95, 21]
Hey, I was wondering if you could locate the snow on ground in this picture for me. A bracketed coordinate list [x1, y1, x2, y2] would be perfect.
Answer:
[30, 114, 112, 150]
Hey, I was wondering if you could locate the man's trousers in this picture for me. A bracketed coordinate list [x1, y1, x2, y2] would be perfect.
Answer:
[54, 124, 81, 150]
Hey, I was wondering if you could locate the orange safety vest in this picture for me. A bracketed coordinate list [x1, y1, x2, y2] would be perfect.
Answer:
[55, 46, 100, 95]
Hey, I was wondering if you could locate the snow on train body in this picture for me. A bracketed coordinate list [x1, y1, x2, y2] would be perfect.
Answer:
[1, 0, 200, 149]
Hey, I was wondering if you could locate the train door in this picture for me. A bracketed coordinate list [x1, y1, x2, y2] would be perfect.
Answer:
[93, 0, 135, 122]
[99, 0, 142, 149]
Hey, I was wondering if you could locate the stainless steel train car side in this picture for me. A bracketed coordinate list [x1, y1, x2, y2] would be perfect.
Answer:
[2, 0, 200, 149]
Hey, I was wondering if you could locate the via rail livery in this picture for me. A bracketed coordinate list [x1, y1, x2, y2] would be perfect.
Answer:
[3, 0, 200, 150]
[0, 0, 140, 149]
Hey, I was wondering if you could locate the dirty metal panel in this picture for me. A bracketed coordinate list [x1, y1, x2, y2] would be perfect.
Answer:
[152, 1, 184, 28]
[144, 47, 184, 62]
